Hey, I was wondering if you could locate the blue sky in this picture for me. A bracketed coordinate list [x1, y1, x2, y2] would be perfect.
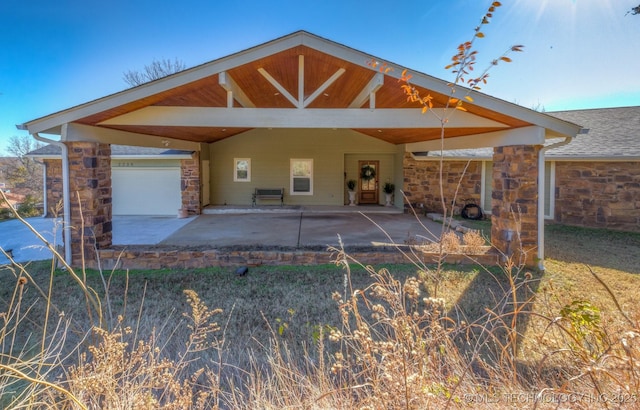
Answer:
[1, 0, 639, 154]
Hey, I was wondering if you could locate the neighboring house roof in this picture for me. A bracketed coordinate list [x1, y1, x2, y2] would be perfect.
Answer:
[413, 106, 640, 161]
[18, 31, 582, 150]
[0, 191, 25, 208]
[26, 144, 193, 159]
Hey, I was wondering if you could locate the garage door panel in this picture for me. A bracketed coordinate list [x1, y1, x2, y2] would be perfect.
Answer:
[112, 168, 181, 215]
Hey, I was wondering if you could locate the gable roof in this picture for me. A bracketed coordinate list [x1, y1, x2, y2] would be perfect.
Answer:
[26, 144, 193, 159]
[412, 106, 640, 161]
[19, 31, 582, 146]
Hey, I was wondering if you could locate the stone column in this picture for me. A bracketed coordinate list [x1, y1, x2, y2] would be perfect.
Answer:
[66, 142, 112, 265]
[181, 151, 201, 215]
[491, 145, 541, 267]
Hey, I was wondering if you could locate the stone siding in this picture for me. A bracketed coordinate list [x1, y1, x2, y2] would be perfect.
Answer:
[43, 159, 63, 217]
[181, 152, 201, 215]
[403, 153, 483, 214]
[555, 161, 640, 231]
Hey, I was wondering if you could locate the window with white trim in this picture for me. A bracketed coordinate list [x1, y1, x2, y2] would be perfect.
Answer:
[290, 159, 313, 195]
[234, 158, 251, 182]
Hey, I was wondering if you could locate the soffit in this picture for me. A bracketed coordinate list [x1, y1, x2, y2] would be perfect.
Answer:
[68, 42, 531, 144]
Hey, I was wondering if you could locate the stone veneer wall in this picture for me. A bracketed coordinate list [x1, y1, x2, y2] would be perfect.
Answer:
[554, 161, 640, 231]
[43, 159, 63, 217]
[181, 152, 201, 215]
[403, 153, 483, 214]
[491, 145, 540, 265]
[66, 142, 112, 264]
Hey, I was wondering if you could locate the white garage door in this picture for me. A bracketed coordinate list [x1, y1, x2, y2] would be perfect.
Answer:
[112, 167, 181, 215]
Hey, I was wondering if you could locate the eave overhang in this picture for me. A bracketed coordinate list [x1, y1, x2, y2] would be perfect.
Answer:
[18, 31, 583, 147]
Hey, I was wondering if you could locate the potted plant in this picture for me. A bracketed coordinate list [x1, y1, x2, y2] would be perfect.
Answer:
[383, 182, 395, 206]
[347, 179, 357, 206]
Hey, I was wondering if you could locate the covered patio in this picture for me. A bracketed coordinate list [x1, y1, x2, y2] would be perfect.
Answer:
[18, 31, 583, 270]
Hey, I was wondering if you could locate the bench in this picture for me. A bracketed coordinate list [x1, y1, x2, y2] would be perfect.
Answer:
[252, 188, 284, 206]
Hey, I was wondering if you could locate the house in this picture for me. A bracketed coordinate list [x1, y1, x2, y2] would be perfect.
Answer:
[27, 144, 193, 216]
[404, 106, 640, 232]
[17, 31, 583, 268]
[0, 191, 25, 211]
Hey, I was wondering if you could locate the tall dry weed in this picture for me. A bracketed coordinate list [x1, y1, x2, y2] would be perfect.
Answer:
[57, 290, 223, 409]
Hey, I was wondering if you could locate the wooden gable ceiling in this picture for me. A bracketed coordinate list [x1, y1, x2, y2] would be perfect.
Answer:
[74, 43, 531, 144]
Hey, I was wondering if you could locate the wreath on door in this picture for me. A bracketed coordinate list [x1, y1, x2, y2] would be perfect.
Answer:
[360, 165, 376, 181]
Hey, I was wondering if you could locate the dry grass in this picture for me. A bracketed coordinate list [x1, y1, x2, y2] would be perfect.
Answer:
[1, 219, 639, 408]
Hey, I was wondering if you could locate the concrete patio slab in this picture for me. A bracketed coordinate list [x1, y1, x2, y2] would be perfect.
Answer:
[160, 210, 446, 249]
[1, 207, 451, 266]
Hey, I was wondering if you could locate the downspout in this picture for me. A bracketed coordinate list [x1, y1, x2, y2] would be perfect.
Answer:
[537, 136, 573, 271]
[32, 133, 72, 266]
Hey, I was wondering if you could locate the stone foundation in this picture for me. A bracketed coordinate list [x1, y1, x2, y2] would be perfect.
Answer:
[95, 247, 501, 270]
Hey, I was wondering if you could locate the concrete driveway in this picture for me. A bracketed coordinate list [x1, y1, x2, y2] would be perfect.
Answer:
[0, 215, 195, 264]
[0, 217, 63, 264]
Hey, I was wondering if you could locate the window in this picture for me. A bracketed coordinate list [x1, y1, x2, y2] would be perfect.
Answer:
[234, 158, 251, 182]
[290, 159, 313, 195]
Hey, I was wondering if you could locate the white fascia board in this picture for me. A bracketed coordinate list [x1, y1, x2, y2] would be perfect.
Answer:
[98, 106, 509, 129]
[64, 123, 200, 151]
[22, 34, 309, 134]
[405, 125, 545, 151]
[20, 30, 583, 140]
[310, 33, 583, 137]
[471, 96, 584, 138]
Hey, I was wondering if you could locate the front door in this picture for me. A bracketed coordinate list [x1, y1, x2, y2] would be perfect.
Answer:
[358, 160, 379, 204]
